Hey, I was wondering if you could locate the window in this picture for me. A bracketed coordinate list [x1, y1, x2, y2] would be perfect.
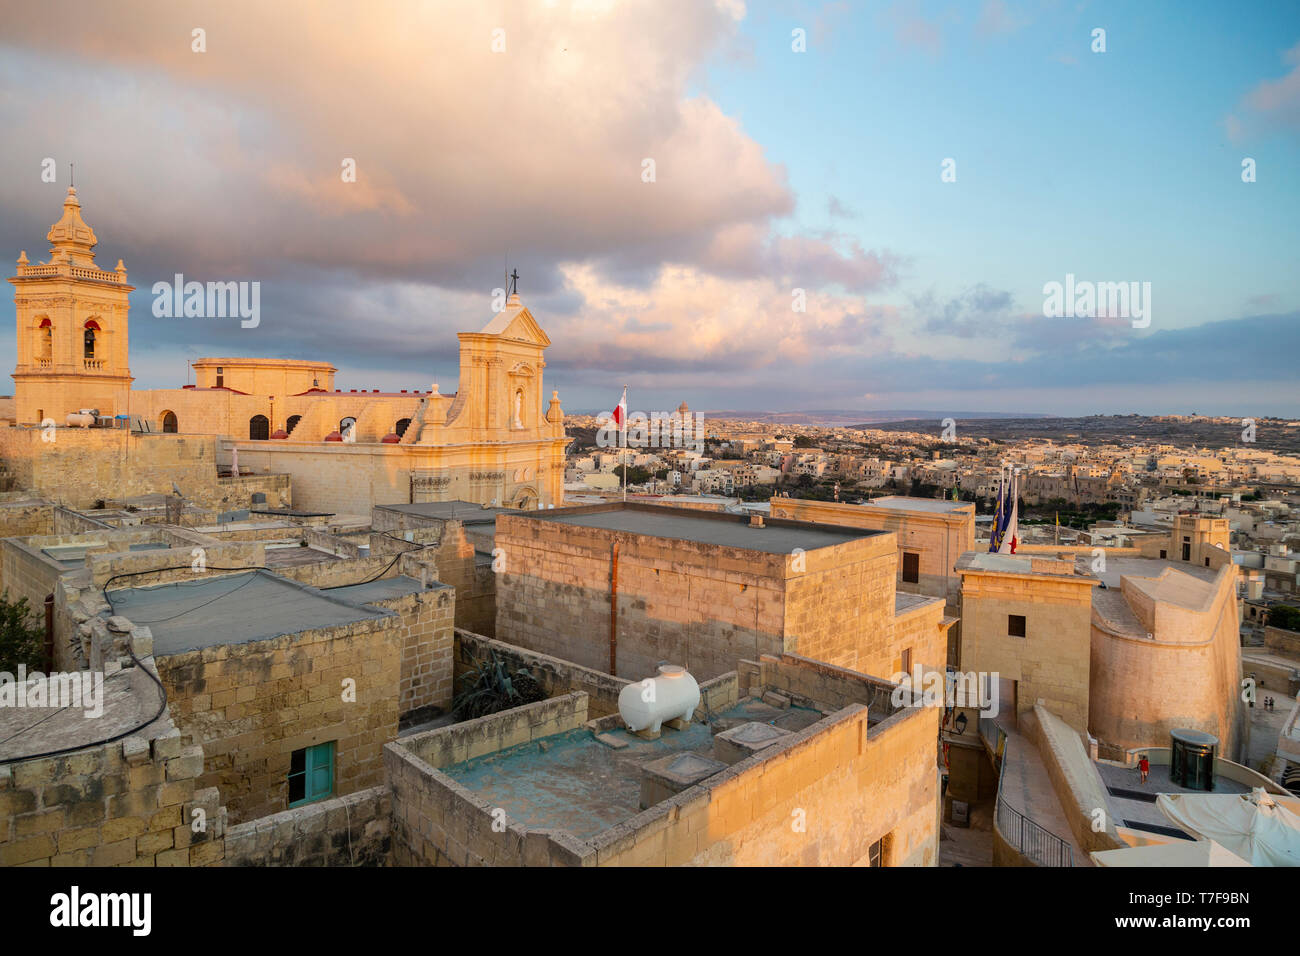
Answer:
[249, 414, 269, 440]
[285, 414, 301, 436]
[161, 411, 177, 434]
[289, 741, 335, 808]
[901, 647, 912, 674]
[215, 366, 224, 388]
[395, 417, 411, 438]
[339, 416, 356, 438]
[1182, 543, 1191, 561]
[902, 551, 920, 584]
[1008, 614, 1026, 638]
[1159, 549, 1167, 559]
[83, 322, 98, 359]
[867, 837, 883, 867]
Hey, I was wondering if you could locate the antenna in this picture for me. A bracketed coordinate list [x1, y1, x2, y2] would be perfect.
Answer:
[70, 162, 75, 188]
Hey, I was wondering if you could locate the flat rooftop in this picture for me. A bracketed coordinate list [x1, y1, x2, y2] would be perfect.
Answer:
[440, 697, 822, 837]
[523, 504, 879, 554]
[106, 570, 389, 656]
[327, 574, 430, 604]
[865, 496, 974, 515]
[1077, 554, 1219, 590]
[375, 500, 516, 523]
[263, 544, 343, 569]
[0, 664, 167, 761]
[1096, 760, 1249, 839]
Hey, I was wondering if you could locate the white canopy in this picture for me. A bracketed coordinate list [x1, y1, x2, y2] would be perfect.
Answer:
[1091, 838, 1252, 868]
[1156, 789, 1300, 867]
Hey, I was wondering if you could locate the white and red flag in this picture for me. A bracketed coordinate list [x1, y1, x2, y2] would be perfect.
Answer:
[612, 386, 627, 442]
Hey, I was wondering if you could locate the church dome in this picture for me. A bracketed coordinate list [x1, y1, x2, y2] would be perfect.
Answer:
[381, 432, 401, 444]
[324, 431, 343, 442]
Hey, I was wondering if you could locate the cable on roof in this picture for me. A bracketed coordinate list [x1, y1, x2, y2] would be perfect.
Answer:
[2, 544, 440, 762]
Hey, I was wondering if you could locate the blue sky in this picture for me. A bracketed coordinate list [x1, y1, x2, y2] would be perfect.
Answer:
[1, 0, 1297, 417]
[706, 1, 1300, 339]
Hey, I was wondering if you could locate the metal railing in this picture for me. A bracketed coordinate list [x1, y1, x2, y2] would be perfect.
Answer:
[982, 719, 1073, 867]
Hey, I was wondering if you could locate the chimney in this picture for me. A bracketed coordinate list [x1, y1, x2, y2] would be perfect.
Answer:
[750, 514, 765, 528]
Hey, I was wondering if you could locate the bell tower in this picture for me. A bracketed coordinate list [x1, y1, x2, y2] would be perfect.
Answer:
[9, 186, 134, 424]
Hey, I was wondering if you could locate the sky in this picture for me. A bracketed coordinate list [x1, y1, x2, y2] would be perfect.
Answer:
[0, 0, 1297, 417]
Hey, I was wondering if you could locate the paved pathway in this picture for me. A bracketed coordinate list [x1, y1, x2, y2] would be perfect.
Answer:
[994, 716, 1093, 867]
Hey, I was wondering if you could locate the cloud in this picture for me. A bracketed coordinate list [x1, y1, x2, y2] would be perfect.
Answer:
[1226, 40, 1300, 140]
[0, 0, 798, 294]
[910, 284, 1019, 338]
[882, 1, 946, 58]
[975, 0, 1027, 38]
[827, 195, 857, 219]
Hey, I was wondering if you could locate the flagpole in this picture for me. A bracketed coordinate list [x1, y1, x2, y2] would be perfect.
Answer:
[621, 384, 627, 503]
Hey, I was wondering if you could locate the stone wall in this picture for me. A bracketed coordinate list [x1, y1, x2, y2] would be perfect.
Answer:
[1090, 565, 1244, 758]
[371, 522, 497, 636]
[456, 628, 630, 716]
[223, 785, 390, 866]
[386, 693, 590, 866]
[769, 496, 973, 610]
[359, 584, 455, 721]
[959, 569, 1096, 733]
[0, 500, 54, 537]
[0, 680, 226, 867]
[493, 510, 900, 683]
[1264, 625, 1300, 662]
[386, 659, 940, 867]
[0, 427, 217, 509]
[274, 554, 397, 589]
[156, 614, 404, 825]
[0, 538, 62, 625]
[1031, 704, 1123, 856]
[210, 474, 292, 511]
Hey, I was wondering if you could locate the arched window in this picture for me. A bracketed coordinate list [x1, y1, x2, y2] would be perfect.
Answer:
[249, 415, 269, 440]
[37, 318, 52, 361]
[161, 411, 178, 433]
[339, 416, 356, 438]
[286, 414, 302, 436]
[83, 320, 100, 359]
[395, 418, 411, 438]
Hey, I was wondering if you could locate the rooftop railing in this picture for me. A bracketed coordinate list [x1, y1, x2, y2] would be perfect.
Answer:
[15, 261, 125, 283]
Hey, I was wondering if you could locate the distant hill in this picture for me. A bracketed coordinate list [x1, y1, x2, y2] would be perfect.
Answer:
[692, 409, 1043, 425]
[868, 415, 1300, 454]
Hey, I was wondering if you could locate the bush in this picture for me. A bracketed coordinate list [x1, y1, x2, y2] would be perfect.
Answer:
[0, 593, 46, 672]
[1267, 605, 1300, 632]
[453, 649, 545, 719]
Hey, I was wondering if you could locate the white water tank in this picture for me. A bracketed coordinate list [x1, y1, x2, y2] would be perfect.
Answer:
[618, 664, 700, 734]
[65, 412, 94, 427]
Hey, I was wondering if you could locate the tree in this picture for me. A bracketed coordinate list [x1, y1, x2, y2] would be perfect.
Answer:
[793, 435, 816, 448]
[1267, 605, 1300, 632]
[0, 593, 45, 672]
[614, 464, 651, 484]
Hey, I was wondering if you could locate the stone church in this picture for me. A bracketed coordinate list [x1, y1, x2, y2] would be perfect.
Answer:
[8, 187, 568, 513]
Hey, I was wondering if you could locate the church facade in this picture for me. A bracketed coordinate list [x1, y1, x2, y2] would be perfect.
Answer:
[9, 188, 568, 513]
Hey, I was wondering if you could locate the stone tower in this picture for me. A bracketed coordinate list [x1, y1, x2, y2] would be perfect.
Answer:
[9, 187, 134, 424]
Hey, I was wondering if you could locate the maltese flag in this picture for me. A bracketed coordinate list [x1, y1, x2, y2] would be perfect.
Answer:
[612, 385, 627, 433]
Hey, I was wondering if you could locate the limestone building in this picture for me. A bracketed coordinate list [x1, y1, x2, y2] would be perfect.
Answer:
[8, 188, 568, 514]
[953, 538, 1245, 760]
[493, 502, 953, 685]
[9, 187, 133, 425]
